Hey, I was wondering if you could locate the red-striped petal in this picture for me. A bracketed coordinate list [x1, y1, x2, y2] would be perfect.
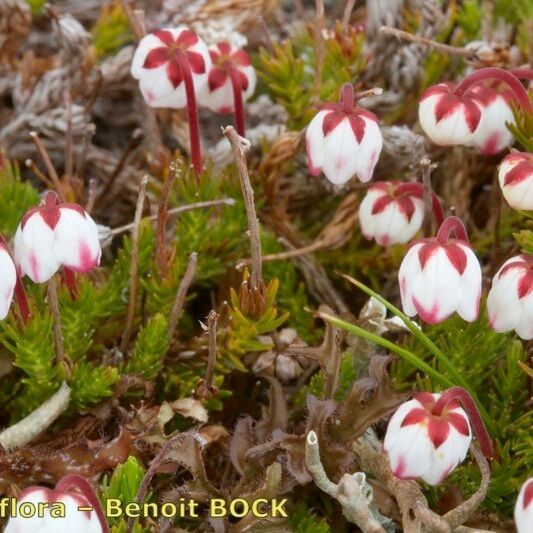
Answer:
[177, 29, 199, 48]
[322, 112, 345, 136]
[418, 241, 440, 269]
[447, 412, 470, 436]
[400, 408, 427, 427]
[216, 42, 232, 56]
[167, 59, 183, 88]
[444, 243, 468, 275]
[208, 67, 228, 91]
[187, 51, 206, 74]
[371, 195, 394, 215]
[142, 47, 168, 69]
[232, 49, 252, 66]
[503, 161, 532, 186]
[517, 271, 533, 299]
[427, 418, 450, 448]
[396, 196, 416, 222]
[153, 29, 175, 46]
[349, 114, 366, 143]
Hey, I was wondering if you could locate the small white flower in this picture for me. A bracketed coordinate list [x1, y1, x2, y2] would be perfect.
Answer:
[398, 223, 482, 324]
[5, 484, 105, 533]
[306, 84, 383, 185]
[498, 152, 533, 210]
[487, 254, 533, 339]
[0, 242, 16, 320]
[418, 82, 483, 146]
[130, 27, 211, 109]
[384, 392, 472, 486]
[14, 191, 101, 283]
[514, 477, 533, 533]
[198, 42, 256, 114]
[467, 84, 515, 155]
[359, 182, 424, 246]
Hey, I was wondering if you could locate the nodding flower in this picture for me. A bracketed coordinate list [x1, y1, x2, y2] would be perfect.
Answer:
[487, 253, 533, 339]
[0, 238, 16, 320]
[130, 27, 212, 175]
[359, 181, 444, 246]
[198, 42, 256, 136]
[515, 478, 533, 533]
[419, 68, 532, 148]
[14, 191, 101, 284]
[384, 387, 493, 486]
[306, 83, 383, 186]
[398, 216, 481, 324]
[498, 152, 533, 211]
[4, 474, 109, 533]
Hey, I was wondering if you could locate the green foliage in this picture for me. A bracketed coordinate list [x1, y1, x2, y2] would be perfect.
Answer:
[507, 103, 533, 152]
[25, 0, 46, 16]
[70, 361, 118, 411]
[288, 502, 331, 533]
[91, 1, 133, 59]
[101, 456, 148, 532]
[455, 0, 482, 39]
[124, 314, 169, 381]
[0, 158, 40, 236]
[256, 25, 365, 129]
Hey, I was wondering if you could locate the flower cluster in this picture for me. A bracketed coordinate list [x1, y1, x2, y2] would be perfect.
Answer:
[0, 191, 101, 323]
[131, 28, 256, 173]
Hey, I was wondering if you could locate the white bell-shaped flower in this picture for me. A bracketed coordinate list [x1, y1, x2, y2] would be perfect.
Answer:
[418, 82, 483, 146]
[398, 216, 482, 324]
[0, 242, 16, 319]
[359, 182, 425, 246]
[130, 27, 211, 109]
[306, 83, 383, 185]
[14, 191, 101, 283]
[487, 253, 533, 339]
[498, 152, 533, 210]
[384, 392, 472, 486]
[515, 478, 533, 533]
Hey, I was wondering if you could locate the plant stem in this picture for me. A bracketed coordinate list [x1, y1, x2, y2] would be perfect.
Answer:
[48, 275, 64, 367]
[62, 268, 77, 300]
[340, 82, 355, 113]
[14, 278, 30, 323]
[168, 252, 197, 337]
[200, 310, 219, 397]
[223, 126, 263, 288]
[379, 26, 476, 58]
[175, 49, 202, 177]
[342, 0, 356, 32]
[156, 161, 179, 280]
[313, 0, 326, 102]
[110, 198, 236, 236]
[433, 386, 494, 459]
[421, 159, 435, 237]
[436, 216, 469, 243]
[509, 68, 533, 80]
[120, 175, 148, 355]
[29, 132, 65, 201]
[395, 182, 445, 226]
[56, 474, 109, 533]
[454, 67, 533, 112]
[228, 66, 246, 136]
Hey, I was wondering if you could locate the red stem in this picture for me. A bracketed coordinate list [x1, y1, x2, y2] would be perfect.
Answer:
[62, 267, 77, 300]
[436, 216, 469, 243]
[340, 82, 354, 113]
[509, 68, 533, 81]
[432, 386, 494, 459]
[56, 474, 109, 533]
[228, 66, 246, 136]
[395, 182, 445, 227]
[14, 278, 31, 324]
[454, 67, 532, 112]
[175, 49, 202, 177]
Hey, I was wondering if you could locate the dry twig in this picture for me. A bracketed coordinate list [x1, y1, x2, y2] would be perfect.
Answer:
[168, 252, 198, 338]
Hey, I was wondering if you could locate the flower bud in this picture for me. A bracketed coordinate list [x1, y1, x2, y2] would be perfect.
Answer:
[383, 392, 472, 485]
[418, 82, 483, 146]
[359, 182, 424, 246]
[498, 152, 533, 210]
[398, 218, 482, 324]
[0, 242, 16, 319]
[487, 254, 533, 339]
[199, 42, 256, 114]
[515, 478, 533, 533]
[306, 84, 382, 185]
[466, 84, 515, 155]
[130, 27, 211, 108]
[14, 191, 101, 283]
[5, 484, 105, 532]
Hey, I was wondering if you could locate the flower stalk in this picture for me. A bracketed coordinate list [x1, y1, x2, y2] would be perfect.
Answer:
[436, 216, 469, 243]
[228, 66, 246, 136]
